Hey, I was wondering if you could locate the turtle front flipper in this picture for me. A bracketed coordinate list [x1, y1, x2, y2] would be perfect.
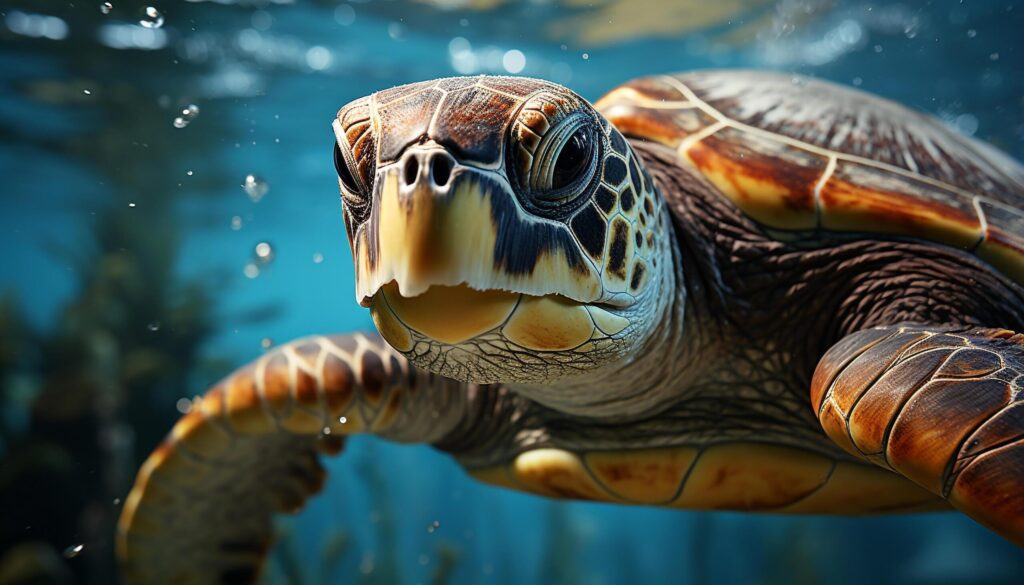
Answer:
[117, 333, 474, 584]
[812, 324, 1024, 546]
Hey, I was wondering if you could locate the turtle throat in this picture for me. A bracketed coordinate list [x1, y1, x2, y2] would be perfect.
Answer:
[364, 208, 683, 413]
[509, 222, 687, 419]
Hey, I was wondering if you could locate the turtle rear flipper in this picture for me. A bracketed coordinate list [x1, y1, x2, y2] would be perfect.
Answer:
[117, 333, 472, 585]
[812, 324, 1024, 545]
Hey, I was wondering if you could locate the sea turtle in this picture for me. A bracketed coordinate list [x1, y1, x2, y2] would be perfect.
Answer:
[117, 70, 1024, 583]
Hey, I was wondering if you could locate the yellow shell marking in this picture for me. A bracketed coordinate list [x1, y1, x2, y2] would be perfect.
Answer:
[973, 199, 1024, 284]
[979, 237, 1024, 284]
[819, 163, 982, 250]
[512, 449, 612, 501]
[584, 447, 698, 504]
[469, 443, 945, 514]
[780, 461, 944, 514]
[681, 127, 825, 231]
[672, 443, 833, 510]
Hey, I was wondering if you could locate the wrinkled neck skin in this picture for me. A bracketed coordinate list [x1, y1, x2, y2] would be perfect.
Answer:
[509, 212, 693, 420]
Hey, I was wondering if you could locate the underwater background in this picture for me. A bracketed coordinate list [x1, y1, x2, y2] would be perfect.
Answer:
[1, 0, 1023, 583]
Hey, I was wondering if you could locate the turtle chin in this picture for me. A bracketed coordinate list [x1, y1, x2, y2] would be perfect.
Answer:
[367, 281, 635, 384]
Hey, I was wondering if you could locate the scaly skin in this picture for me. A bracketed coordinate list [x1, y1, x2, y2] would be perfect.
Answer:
[622, 141, 1024, 451]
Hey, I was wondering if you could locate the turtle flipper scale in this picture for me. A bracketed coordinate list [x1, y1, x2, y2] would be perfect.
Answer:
[812, 324, 1024, 545]
[117, 333, 472, 585]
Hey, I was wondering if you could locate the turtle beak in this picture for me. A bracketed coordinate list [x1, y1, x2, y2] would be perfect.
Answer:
[353, 146, 504, 305]
[350, 146, 604, 309]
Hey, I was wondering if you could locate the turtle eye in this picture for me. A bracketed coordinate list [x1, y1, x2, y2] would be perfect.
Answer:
[511, 113, 599, 210]
[334, 142, 366, 206]
[334, 143, 359, 193]
[552, 127, 592, 190]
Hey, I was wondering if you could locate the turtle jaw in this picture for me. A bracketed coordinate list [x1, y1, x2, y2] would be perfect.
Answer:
[367, 282, 631, 362]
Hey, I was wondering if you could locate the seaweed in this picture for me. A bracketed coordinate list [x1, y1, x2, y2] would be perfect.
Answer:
[265, 522, 355, 585]
[0, 3, 241, 582]
[0, 180, 223, 584]
[758, 523, 820, 585]
[430, 543, 460, 585]
[356, 442, 402, 585]
[538, 503, 582, 585]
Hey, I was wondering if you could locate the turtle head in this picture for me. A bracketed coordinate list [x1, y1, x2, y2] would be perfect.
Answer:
[332, 76, 676, 386]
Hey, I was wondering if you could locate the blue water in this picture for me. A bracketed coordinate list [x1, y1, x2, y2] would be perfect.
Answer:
[2, 1, 1023, 583]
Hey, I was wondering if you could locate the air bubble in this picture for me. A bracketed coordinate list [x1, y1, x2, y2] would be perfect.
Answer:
[306, 46, 332, 71]
[175, 398, 193, 414]
[242, 174, 268, 202]
[427, 520, 440, 533]
[254, 241, 274, 264]
[250, 10, 272, 31]
[334, 4, 355, 26]
[322, 426, 332, 435]
[139, 6, 164, 28]
[147, 321, 160, 331]
[502, 49, 525, 74]
[953, 113, 979, 136]
[243, 262, 260, 279]
[230, 215, 243, 231]
[313, 252, 324, 264]
[100, 2, 113, 14]
[338, 416, 348, 424]
[260, 337, 273, 349]
[173, 104, 199, 128]
[63, 544, 84, 559]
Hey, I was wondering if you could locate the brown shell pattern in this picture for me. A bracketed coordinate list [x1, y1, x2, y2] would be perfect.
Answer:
[595, 69, 1024, 285]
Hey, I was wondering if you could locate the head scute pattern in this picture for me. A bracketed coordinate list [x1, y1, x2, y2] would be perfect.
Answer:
[331, 76, 674, 386]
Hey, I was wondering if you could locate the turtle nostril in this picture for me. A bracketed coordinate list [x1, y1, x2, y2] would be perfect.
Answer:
[402, 155, 419, 186]
[431, 154, 453, 187]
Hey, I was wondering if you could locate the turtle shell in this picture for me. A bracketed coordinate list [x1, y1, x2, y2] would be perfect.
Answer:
[595, 70, 1024, 284]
